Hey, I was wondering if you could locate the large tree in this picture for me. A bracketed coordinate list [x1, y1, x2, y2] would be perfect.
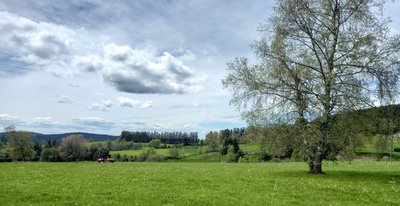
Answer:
[59, 134, 88, 161]
[223, 0, 400, 173]
[5, 125, 35, 161]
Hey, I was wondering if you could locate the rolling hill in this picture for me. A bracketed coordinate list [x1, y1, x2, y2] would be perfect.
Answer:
[0, 132, 117, 143]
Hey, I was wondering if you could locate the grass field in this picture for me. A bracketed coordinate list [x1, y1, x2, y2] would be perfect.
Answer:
[0, 161, 399, 205]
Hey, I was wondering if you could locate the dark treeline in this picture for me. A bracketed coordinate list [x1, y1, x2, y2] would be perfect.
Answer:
[119, 131, 199, 145]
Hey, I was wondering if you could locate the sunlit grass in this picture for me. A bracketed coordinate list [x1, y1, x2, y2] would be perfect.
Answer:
[0, 161, 399, 205]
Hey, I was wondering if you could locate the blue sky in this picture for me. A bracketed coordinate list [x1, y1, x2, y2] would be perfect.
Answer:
[0, 1, 399, 137]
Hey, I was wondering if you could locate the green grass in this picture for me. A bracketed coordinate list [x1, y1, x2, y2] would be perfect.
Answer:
[108, 144, 259, 158]
[0, 161, 399, 205]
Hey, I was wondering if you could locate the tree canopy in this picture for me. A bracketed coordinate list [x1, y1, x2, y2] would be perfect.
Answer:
[223, 0, 400, 173]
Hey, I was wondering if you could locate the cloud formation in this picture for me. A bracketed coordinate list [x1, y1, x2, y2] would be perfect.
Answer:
[118, 97, 140, 108]
[140, 100, 153, 109]
[71, 117, 114, 129]
[100, 44, 204, 94]
[88, 100, 113, 111]
[53, 95, 75, 104]
[0, 11, 205, 94]
[0, 114, 22, 125]
[29, 117, 57, 128]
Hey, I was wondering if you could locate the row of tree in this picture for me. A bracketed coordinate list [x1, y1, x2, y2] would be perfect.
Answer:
[120, 131, 198, 145]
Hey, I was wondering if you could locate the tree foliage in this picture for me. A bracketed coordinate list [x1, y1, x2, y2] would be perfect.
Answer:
[5, 126, 35, 161]
[223, 0, 400, 173]
[59, 135, 88, 161]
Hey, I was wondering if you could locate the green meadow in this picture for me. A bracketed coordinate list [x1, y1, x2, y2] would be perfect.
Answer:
[1, 161, 399, 206]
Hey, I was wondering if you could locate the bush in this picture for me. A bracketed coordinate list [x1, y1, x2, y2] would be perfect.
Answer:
[238, 156, 248, 163]
[120, 154, 129, 162]
[394, 147, 400, 152]
[148, 139, 161, 149]
[136, 154, 147, 162]
[169, 146, 179, 159]
[131, 143, 142, 150]
[259, 151, 272, 162]
[0, 153, 12, 162]
[145, 154, 165, 162]
[40, 148, 62, 162]
[128, 155, 137, 162]
[112, 153, 121, 161]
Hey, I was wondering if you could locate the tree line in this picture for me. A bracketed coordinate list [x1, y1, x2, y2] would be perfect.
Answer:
[0, 126, 109, 162]
[119, 131, 198, 145]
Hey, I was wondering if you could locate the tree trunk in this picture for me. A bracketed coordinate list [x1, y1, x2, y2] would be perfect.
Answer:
[309, 154, 323, 174]
[308, 160, 314, 172]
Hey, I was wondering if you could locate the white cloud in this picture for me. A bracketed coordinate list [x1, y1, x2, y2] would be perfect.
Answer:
[100, 44, 205, 94]
[0, 114, 22, 125]
[140, 100, 153, 109]
[29, 117, 57, 128]
[192, 102, 200, 108]
[0, 11, 205, 94]
[88, 100, 113, 111]
[117, 97, 140, 108]
[0, 11, 78, 76]
[103, 100, 113, 108]
[53, 95, 75, 104]
[71, 117, 114, 129]
[88, 103, 107, 111]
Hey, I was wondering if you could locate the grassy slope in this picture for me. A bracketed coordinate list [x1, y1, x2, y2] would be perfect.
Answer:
[0, 161, 399, 206]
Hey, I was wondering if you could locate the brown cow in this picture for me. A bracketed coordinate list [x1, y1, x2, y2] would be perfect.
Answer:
[106, 157, 114, 163]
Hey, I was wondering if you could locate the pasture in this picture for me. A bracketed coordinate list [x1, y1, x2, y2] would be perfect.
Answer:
[0, 161, 399, 205]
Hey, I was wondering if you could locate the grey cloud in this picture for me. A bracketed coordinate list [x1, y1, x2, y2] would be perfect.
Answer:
[103, 100, 113, 108]
[0, 11, 205, 94]
[0, 12, 72, 60]
[88, 101, 112, 111]
[0, 114, 22, 125]
[102, 44, 204, 94]
[88, 103, 107, 111]
[29, 35, 70, 59]
[117, 97, 140, 108]
[28, 117, 57, 128]
[54, 95, 75, 104]
[71, 117, 114, 129]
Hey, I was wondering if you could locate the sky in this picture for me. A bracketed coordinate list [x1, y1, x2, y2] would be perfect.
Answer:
[0, 1, 399, 137]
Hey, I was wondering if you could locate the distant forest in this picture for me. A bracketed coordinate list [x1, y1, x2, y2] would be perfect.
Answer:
[119, 131, 199, 145]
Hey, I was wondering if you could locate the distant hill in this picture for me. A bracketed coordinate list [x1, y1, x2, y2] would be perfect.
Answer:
[0, 132, 118, 143]
[332, 104, 400, 136]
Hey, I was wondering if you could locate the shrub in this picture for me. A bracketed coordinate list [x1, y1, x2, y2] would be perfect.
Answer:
[382, 156, 389, 162]
[226, 145, 238, 162]
[145, 154, 165, 162]
[128, 155, 136, 162]
[131, 143, 142, 150]
[136, 154, 147, 162]
[40, 148, 62, 162]
[394, 147, 400, 152]
[259, 151, 272, 162]
[238, 156, 248, 163]
[0, 153, 12, 162]
[169, 146, 179, 159]
[148, 139, 161, 149]
[112, 153, 121, 161]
